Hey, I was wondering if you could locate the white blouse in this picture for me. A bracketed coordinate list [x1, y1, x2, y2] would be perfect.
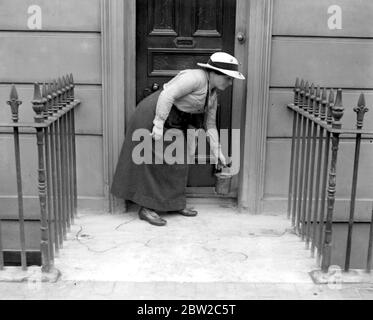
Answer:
[153, 69, 223, 161]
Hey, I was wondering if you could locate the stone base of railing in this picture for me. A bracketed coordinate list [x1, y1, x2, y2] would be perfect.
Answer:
[310, 269, 373, 284]
[0, 266, 61, 283]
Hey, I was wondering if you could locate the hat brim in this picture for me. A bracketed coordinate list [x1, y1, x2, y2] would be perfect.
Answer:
[197, 63, 245, 80]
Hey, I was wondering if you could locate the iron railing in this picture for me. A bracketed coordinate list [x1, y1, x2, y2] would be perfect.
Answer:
[0, 74, 79, 273]
[287, 78, 373, 273]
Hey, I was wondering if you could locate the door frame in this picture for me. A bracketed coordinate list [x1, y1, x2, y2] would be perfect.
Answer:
[101, 0, 273, 214]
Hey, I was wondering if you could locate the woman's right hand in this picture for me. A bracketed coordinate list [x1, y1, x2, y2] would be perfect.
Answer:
[150, 125, 163, 140]
[216, 153, 232, 170]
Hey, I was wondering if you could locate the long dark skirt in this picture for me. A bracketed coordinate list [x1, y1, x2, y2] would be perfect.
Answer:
[110, 90, 203, 212]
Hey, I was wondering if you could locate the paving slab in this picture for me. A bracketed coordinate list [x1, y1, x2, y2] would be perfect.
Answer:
[53, 204, 317, 284]
[1, 204, 373, 300]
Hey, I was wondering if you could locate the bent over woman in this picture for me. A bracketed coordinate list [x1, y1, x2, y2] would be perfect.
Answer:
[110, 52, 245, 226]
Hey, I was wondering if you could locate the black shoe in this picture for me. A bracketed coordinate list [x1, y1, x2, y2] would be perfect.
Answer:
[177, 208, 198, 217]
[138, 207, 167, 226]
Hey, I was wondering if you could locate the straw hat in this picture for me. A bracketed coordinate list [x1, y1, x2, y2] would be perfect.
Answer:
[197, 52, 245, 80]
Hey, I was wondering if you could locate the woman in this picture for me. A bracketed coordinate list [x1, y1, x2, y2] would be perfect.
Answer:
[110, 52, 245, 226]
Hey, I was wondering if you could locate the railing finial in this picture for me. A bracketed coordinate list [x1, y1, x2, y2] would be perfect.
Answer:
[32, 82, 45, 123]
[59, 77, 67, 107]
[294, 78, 300, 106]
[354, 93, 369, 130]
[6, 84, 22, 123]
[64, 75, 72, 103]
[304, 82, 310, 111]
[332, 89, 344, 129]
[320, 88, 327, 121]
[326, 89, 334, 125]
[69, 73, 75, 99]
[46, 82, 53, 116]
[56, 78, 63, 109]
[42, 83, 49, 120]
[299, 79, 305, 109]
[62, 76, 68, 103]
[51, 80, 58, 113]
[309, 83, 315, 114]
[314, 86, 321, 118]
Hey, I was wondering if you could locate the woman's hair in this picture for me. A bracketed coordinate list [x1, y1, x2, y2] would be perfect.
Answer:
[207, 69, 227, 77]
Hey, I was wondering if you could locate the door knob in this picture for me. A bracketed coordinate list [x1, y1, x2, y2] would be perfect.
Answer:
[236, 32, 245, 43]
[152, 83, 160, 91]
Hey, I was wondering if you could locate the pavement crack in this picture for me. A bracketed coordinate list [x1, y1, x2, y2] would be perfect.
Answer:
[145, 238, 158, 247]
[74, 225, 121, 253]
[246, 229, 290, 238]
[114, 217, 138, 231]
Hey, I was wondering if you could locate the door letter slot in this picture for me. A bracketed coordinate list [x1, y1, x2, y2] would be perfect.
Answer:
[174, 37, 196, 48]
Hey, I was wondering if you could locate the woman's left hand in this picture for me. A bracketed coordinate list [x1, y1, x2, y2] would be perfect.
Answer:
[218, 154, 227, 167]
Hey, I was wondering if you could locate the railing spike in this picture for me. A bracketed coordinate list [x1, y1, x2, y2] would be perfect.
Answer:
[60, 77, 66, 93]
[332, 89, 344, 129]
[326, 89, 334, 125]
[335, 88, 342, 107]
[357, 92, 366, 108]
[57, 77, 62, 90]
[322, 87, 327, 102]
[54, 79, 58, 94]
[50, 81, 54, 95]
[46, 82, 53, 116]
[70, 73, 75, 99]
[46, 81, 51, 97]
[320, 87, 327, 121]
[65, 74, 73, 102]
[61, 76, 67, 93]
[42, 82, 47, 98]
[56, 78, 62, 93]
[51, 80, 58, 113]
[41, 83, 49, 120]
[65, 75, 69, 88]
[328, 89, 335, 104]
[305, 81, 309, 91]
[304, 82, 310, 111]
[354, 93, 369, 130]
[298, 79, 305, 109]
[316, 86, 321, 99]
[314, 86, 321, 118]
[7, 84, 22, 123]
[33, 82, 42, 100]
[295, 77, 299, 89]
[10, 84, 19, 100]
[309, 83, 315, 114]
[32, 83, 45, 123]
[63, 75, 70, 95]
[294, 78, 300, 105]
[310, 83, 315, 95]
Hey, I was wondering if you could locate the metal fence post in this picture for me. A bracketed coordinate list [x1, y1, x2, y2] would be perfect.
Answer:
[6, 85, 27, 270]
[321, 89, 344, 272]
[288, 78, 299, 221]
[32, 82, 51, 273]
[345, 93, 369, 271]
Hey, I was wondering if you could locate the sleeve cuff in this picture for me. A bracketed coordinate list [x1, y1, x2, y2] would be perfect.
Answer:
[153, 116, 165, 129]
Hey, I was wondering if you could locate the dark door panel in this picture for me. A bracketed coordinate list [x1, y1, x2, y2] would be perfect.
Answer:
[136, 0, 236, 188]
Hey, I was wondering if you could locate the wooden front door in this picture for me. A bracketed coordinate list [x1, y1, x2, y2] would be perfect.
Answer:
[136, 0, 237, 192]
